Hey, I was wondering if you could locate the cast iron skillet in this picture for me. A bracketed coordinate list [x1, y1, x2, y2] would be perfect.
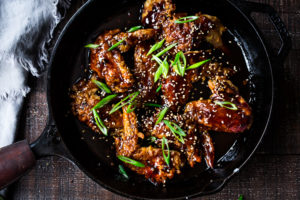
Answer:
[0, 0, 291, 199]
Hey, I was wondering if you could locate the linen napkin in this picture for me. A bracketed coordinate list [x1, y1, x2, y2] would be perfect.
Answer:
[0, 0, 71, 196]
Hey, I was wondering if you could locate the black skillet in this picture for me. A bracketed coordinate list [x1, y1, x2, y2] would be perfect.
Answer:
[0, 0, 291, 199]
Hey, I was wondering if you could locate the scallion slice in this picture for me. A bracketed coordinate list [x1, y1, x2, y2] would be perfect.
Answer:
[172, 51, 186, 76]
[147, 38, 165, 56]
[93, 94, 117, 110]
[144, 103, 162, 108]
[108, 38, 126, 51]
[163, 120, 186, 144]
[109, 91, 140, 114]
[162, 137, 170, 166]
[154, 43, 177, 58]
[92, 80, 112, 93]
[175, 16, 199, 24]
[214, 101, 238, 110]
[186, 59, 211, 70]
[238, 195, 244, 200]
[92, 109, 108, 136]
[117, 155, 145, 167]
[161, 57, 169, 78]
[128, 25, 142, 33]
[84, 43, 100, 48]
[155, 107, 169, 125]
[156, 84, 162, 93]
[118, 165, 129, 179]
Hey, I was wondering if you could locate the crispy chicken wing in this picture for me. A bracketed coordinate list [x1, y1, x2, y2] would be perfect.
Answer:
[90, 30, 134, 93]
[115, 106, 144, 157]
[185, 77, 252, 133]
[142, 0, 175, 29]
[161, 70, 193, 111]
[129, 146, 183, 184]
[133, 43, 159, 102]
[70, 77, 123, 133]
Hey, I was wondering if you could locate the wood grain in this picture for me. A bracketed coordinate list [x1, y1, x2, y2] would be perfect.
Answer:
[7, 0, 300, 199]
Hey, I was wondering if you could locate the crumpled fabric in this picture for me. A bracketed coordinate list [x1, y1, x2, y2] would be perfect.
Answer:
[0, 0, 71, 148]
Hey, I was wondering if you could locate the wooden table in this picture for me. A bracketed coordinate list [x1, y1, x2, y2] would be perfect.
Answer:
[6, 0, 300, 199]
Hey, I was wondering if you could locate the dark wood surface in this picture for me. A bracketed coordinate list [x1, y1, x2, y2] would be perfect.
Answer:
[6, 0, 300, 199]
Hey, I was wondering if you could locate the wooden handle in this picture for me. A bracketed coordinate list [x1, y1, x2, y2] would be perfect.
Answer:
[0, 140, 36, 189]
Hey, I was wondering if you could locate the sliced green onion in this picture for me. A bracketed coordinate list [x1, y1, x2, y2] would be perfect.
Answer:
[117, 155, 145, 167]
[186, 59, 211, 70]
[109, 91, 140, 114]
[162, 137, 170, 166]
[161, 57, 169, 78]
[154, 65, 163, 83]
[238, 195, 244, 200]
[144, 103, 162, 107]
[156, 84, 162, 93]
[147, 38, 165, 56]
[93, 94, 117, 110]
[128, 25, 142, 33]
[147, 136, 157, 143]
[163, 120, 186, 144]
[154, 43, 177, 58]
[214, 101, 238, 110]
[175, 16, 199, 24]
[153, 56, 169, 82]
[172, 51, 186, 76]
[126, 103, 136, 113]
[155, 107, 169, 125]
[84, 43, 100, 48]
[108, 38, 126, 51]
[92, 80, 112, 93]
[118, 165, 129, 179]
[92, 109, 108, 136]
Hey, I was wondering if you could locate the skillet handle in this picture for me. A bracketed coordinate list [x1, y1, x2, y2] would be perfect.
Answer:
[235, 1, 291, 63]
[0, 140, 36, 190]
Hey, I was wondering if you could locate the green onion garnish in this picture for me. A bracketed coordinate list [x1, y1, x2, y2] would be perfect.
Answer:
[92, 80, 112, 93]
[214, 101, 238, 110]
[128, 25, 142, 33]
[117, 155, 145, 167]
[109, 91, 140, 114]
[172, 51, 186, 76]
[118, 165, 129, 179]
[147, 136, 157, 143]
[108, 38, 126, 51]
[156, 84, 162, 93]
[153, 56, 169, 82]
[147, 38, 165, 56]
[238, 195, 244, 200]
[144, 103, 162, 107]
[126, 103, 137, 113]
[163, 120, 186, 144]
[155, 107, 169, 125]
[175, 16, 199, 24]
[186, 59, 211, 70]
[92, 109, 108, 136]
[154, 43, 177, 58]
[162, 137, 170, 166]
[93, 94, 117, 110]
[84, 43, 100, 48]
[161, 57, 169, 78]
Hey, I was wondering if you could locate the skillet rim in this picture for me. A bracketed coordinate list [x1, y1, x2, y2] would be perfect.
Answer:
[46, 0, 275, 199]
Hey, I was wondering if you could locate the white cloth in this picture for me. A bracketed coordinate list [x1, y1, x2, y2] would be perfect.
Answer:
[0, 0, 70, 148]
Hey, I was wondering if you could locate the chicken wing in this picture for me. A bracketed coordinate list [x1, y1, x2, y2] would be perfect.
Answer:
[185, 77, 252, 133]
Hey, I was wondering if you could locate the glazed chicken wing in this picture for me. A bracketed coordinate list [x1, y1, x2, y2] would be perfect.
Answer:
[185, 77, 252, 133]
[142, 0, 175, 29]
[133, 43, 159, 102]
[70, 77, 123, 132]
